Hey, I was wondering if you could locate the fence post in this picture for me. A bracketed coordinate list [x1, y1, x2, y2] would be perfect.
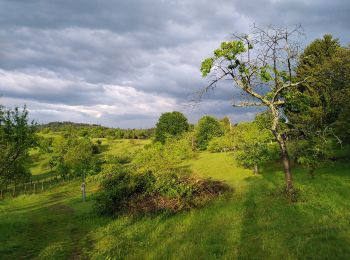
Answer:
[33, 182, 36, 194]
[42, 181, 44, 191]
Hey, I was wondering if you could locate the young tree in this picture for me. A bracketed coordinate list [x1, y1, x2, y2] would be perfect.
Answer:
[155, 111, 189, 144]
[233, 121, 277, 174]
[195, 116, 224, 150]
[0, 106, 37, 186]
[200, 25, 306, 191]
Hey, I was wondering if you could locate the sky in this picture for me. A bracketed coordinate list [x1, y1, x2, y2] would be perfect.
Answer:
[0, 0, 349, 128]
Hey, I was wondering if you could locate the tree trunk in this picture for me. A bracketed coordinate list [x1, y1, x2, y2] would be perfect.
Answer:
[253, 164, 259, 175]
[278, 136, 293, 192]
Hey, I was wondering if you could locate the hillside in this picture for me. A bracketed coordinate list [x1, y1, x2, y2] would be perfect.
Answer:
[1, 147, 350, 259]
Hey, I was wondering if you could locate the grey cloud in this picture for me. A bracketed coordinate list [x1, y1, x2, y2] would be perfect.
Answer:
[0, 0, 349, 127]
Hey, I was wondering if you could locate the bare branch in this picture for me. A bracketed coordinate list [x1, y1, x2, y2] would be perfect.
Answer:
[232, 101, 264, 107]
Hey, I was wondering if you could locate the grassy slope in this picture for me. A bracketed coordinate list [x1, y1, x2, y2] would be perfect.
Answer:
[1, 143, 350, 259]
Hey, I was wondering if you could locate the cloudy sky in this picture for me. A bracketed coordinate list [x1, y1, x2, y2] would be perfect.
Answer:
[0, 0, 349, 128]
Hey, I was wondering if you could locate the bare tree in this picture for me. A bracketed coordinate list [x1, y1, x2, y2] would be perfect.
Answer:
[200, 25, 307, 192]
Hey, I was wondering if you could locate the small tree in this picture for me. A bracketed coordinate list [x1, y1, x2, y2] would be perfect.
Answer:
[0, 106, 37, 186]
[233, 121, 277, 174]
[195, 116, 224, 150]
[155, 111, 190, 144]
[295, 130, 329, 178]
[200, 25, 306, 192]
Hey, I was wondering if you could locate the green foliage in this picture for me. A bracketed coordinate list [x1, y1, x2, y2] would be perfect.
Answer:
[133, 142, 179, 174]
[155, 111, 189, 144]
[0, 106, 37, 186]
[51, 135, 100, 178]
[219, 116, 232, 133]
[214, 41, 246, 60]
[39, 121, 155, 140]
[38, 136, 53, 154]
[260, 66, 273, 82]
[294, 132, 334, 176]
[285, 35, 350, 143]
[232, 120, 278, 172]
[195, 116, 224, 150]
[108, 152, 134, 165]
[200, 40, 247, 77]
[133, 133, 194, 175]
[200, 58, 214, 77]
[207, 135, 235, 153]
[94, 167, 154, 215]
[94, 164, 230, 216]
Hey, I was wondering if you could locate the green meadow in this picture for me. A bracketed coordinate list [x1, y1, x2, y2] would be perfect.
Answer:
[1, 139, 350, 259]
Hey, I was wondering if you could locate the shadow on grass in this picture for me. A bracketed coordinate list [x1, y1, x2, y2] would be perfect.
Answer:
[0, 191, 108, 260]
[237, 161, 350, 259]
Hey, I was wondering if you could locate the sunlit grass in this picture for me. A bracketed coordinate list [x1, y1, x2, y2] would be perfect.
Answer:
[2, 143, 350, 259]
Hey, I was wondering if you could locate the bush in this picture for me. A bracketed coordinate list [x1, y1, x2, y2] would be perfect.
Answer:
[94, 167, 155, 215]
[94, 166, 231, 216]
[207, 135, 235, 153]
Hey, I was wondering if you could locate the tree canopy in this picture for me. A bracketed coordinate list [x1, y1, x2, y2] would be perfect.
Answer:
[155, 111, 190, 144]
[196, 116, 224, 150]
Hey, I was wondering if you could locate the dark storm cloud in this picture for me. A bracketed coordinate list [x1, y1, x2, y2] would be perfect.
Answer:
[0, 0, 349, 127]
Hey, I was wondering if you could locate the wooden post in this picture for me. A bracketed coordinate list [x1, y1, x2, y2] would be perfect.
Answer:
[42, 181, 44, 191]
[81, 182, 86, 202]
[33, 182, 36, 194]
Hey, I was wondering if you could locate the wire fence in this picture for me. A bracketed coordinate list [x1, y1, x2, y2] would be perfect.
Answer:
[0, 175, 78, 200]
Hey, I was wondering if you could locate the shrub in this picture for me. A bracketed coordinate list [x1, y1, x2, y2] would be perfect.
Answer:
[94, 167, 155, 215]
[207, 135, 236, 153]
[94, 167, 231, 216]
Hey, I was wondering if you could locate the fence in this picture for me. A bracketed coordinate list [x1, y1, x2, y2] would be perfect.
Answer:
[0, 175, 78, 200]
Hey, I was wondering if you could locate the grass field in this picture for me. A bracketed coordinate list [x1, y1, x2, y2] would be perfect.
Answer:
[1, 140, 350, 259]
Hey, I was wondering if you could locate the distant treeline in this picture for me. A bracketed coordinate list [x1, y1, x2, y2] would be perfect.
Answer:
[38, 121, 155, 139]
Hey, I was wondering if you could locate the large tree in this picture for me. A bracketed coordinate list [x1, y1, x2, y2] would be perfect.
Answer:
[155, 111, 189, 144]
[200, 25, 306, 192]
[285, 35, 350, 144]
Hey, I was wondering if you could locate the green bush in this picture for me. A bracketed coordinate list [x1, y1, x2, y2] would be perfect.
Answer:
[94, 166, 231, 216]
[94, 167, 155, 215]
[207, 135, 235, 153]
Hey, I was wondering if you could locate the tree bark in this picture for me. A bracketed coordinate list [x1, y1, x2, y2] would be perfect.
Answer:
[253, 164, 259, 175]
[277, 135, 293, 192]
